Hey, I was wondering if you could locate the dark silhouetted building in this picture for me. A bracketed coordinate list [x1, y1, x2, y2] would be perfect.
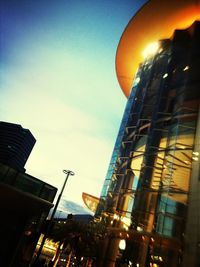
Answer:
[0, 122, 57, 266]
[0, 121, 36, 172]
[0, 163, 57, 266]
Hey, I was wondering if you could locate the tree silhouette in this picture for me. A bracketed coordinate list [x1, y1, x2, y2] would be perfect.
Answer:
[47, 218, 107, 266]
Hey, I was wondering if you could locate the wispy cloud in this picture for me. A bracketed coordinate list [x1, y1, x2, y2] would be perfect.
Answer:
[1, 0, 138, 207]
[1, 86, 116, 205]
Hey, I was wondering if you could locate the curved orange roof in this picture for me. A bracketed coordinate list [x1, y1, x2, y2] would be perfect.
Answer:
[116, 0, 200, 97]
[82, 192, 99, 213]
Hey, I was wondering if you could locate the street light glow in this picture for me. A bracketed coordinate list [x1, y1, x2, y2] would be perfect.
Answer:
[119, 239, 126, 250]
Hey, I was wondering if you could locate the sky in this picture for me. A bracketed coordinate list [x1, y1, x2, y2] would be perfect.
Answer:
[0, 0, 146, 211]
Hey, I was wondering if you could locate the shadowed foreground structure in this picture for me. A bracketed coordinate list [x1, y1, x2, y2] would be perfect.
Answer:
[0, 122, 57, 266]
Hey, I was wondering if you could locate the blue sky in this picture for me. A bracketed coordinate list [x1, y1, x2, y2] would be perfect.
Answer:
[0, 0, 146, 209]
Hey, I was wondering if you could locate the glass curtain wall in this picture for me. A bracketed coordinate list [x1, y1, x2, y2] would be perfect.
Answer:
[96, 21, 200, 267]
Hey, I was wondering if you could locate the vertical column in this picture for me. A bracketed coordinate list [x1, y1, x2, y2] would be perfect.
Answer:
[103, 237, 120, 267]
[182, 106, 200, 267]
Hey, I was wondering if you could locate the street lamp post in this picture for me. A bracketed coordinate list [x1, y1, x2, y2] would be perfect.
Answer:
[50, 170, 75, 221]
[33, 169, 75, 264]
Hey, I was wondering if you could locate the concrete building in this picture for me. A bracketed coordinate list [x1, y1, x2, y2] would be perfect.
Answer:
[96, 1, 200, 266]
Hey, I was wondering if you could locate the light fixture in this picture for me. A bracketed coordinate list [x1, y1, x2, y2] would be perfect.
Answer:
[183, 66, 189, 71]
[137, 226, 143, 232]
[123, 225, 129, 231]
[113, 214, 120, 220]
[119, 239, 126, 250]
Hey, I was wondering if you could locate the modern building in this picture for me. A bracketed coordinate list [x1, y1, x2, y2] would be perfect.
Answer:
[0, 121, 36, 172]
[96, 1, 200, 267]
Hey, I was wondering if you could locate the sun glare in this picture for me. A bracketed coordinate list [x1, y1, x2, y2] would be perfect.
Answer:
[142, 42, 159, 59]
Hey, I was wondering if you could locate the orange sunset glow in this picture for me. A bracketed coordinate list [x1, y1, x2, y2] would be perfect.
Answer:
[116, 0, 200, 97]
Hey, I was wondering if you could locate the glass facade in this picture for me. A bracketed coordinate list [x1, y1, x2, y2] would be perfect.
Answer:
[96, 21, 200, 267]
